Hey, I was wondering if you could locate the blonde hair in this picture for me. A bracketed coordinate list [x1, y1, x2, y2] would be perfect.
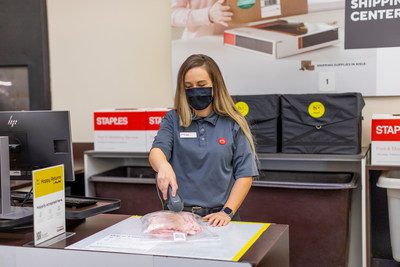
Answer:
[174, 54, 255, 153]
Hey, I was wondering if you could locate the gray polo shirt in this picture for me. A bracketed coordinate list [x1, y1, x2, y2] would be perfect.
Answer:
[151, 110, 258, 208]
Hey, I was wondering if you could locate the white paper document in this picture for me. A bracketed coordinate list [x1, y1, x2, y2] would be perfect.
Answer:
[66, 216, 269, 261]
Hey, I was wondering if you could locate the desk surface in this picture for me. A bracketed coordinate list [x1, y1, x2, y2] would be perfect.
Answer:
[0, 214, 289, 267]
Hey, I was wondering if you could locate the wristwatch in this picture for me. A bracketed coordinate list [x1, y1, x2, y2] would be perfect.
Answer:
[221, 207, 234, 219]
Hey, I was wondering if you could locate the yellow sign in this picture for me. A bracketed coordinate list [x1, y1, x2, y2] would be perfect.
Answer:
[235, 101, 249, 116]
[34, 165, 64, 198]
[308, 101, 325, 118]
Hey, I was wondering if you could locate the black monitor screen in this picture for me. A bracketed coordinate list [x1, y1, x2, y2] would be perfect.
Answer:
[0, 110, 74, 181]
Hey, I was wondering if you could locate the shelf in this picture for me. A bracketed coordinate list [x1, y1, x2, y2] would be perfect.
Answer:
[258, 148, 368, 162]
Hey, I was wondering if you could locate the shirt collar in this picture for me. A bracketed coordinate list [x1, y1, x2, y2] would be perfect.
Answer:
[192, 111, 218, 126]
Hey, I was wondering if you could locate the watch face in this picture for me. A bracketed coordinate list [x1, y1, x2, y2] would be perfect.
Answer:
[222, 207, 233, 217]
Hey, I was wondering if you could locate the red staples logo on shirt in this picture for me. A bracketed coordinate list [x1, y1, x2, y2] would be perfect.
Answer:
[94, 112, 146, 131]
[372, 119, 400, 141]
[219, 138, 226, 145]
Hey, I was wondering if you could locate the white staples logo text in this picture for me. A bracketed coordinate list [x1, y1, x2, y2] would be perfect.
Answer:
[8, 115, 17, 127]
[376, 125, 400, 135]
[96, 117, 128, 126]
[149, 117, 162, 125]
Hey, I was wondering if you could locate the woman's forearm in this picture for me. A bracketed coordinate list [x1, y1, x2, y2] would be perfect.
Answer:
[149, 148, 177, 200]
[224, 177, 253, 214]
[149, 148, 167, 173]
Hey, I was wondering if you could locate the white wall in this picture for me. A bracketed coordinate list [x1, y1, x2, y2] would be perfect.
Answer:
[47, 0, 173, 142]
[47, 0, 400, 147]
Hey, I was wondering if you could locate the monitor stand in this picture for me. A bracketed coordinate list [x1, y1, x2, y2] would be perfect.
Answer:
[0, 136, 33, 229]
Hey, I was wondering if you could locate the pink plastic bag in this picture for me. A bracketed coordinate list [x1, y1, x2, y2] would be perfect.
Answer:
[141, 211, 203, 239]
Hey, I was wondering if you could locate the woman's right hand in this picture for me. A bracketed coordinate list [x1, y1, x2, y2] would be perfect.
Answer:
[157, 161, 178, 200]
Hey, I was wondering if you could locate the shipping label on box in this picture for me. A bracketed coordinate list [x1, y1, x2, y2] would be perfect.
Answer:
[371, 114, 400, 166]
[94, 108, 169, 152]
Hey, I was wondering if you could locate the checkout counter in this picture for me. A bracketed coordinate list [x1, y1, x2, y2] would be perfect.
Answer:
[0, 211, 289, 266]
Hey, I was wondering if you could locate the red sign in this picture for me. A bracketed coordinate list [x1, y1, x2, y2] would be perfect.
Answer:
[94, 111, 146, 131]
[146, 111, 168, 131]
[371, 119, 400, 141]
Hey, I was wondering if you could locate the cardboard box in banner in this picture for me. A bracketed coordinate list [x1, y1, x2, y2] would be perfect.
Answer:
[227, 0, 308, 25]
[224, 20, 339, 59]
[281, 93, 365, 154]
[371, 114, 400, 166]
[94, 108, 169, 152]
[232, 94, 280, 153]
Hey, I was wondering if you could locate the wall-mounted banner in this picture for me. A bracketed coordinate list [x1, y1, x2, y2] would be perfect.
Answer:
[345, 0, 400, 49]
[172, 0, 400, 96]
[33, 164, 65, 246]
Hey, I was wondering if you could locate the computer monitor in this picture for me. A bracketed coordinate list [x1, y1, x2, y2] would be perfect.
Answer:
[0, 110, 75, 182]
[0, 110, 74, 226]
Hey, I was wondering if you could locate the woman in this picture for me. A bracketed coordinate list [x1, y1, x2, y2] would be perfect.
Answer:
[149, 54, 258, 227]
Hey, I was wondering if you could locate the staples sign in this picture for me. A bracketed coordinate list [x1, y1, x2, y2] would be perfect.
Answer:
[146, 111, 167, 130]
[96, 117, 128, 126]
[94, 112, 146, 131]
[148, 116, 162, 125]
[372, 119, 400, 142]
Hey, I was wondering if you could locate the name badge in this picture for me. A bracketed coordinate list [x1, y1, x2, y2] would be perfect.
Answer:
[180, 132, 197, 138]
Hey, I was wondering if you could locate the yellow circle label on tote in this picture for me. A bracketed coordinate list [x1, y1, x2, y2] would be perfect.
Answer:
[236, 101, 249, 116]
[308, 102, 325, 118]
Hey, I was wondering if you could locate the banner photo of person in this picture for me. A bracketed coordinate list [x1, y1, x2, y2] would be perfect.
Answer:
[171, 0, 400, 96]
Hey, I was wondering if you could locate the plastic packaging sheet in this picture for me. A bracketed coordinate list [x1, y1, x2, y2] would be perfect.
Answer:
[141, 211, 218, 242]
[66, 216, 269, 261]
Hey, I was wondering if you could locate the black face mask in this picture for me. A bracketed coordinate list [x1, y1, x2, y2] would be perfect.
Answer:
[186, 87, 213, 110]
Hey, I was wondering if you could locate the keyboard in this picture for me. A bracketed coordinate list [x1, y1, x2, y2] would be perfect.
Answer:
[11, 191, 98, 208]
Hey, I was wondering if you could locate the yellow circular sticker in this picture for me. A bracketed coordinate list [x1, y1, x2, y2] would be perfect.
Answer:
[235, 101, 249, 116]
[308, 101, 325, 118]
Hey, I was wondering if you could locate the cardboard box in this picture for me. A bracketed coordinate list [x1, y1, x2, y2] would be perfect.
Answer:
[94, 108, 169, 152]
[227, 0, 308, 25]
[371, 114, 400, 166]
[224, 20, 339, 59]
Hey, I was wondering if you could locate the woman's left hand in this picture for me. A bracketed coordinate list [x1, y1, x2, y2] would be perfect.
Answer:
[203, 211, 231, 227]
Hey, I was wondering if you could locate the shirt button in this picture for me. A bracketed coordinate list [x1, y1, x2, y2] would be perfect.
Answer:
[200, 128, 205, 133]
[201, 137, 205, 141]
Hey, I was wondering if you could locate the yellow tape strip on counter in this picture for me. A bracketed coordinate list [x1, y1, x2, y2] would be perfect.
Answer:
[231, 222, 270, 261]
